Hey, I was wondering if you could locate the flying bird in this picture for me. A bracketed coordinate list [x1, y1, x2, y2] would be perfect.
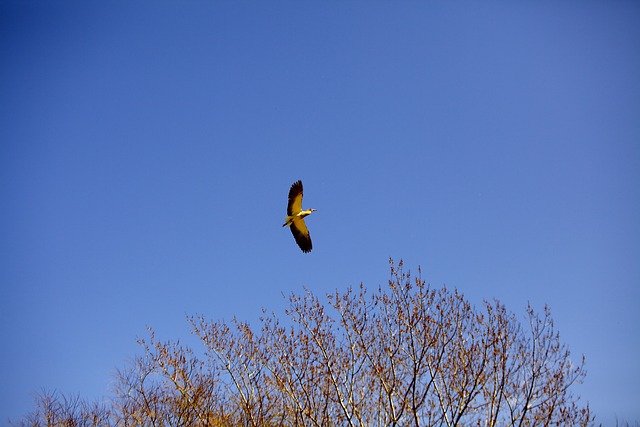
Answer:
[283, 180, 316, 253]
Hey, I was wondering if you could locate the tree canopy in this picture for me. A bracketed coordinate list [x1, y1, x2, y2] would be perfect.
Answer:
[16, 259, 592, 427]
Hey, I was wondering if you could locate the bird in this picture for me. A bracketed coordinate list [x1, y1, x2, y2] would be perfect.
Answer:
[283, 180, 316, 253]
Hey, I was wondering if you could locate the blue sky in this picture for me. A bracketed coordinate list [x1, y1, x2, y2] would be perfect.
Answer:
[1, 1, 639, 425]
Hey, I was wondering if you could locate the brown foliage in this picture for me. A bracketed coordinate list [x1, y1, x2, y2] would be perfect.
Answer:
[15, 259, 592, 427]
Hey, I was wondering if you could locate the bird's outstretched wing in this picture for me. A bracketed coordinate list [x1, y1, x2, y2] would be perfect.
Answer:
[290, 217, 312, 253]
[287, 180, 304, 216]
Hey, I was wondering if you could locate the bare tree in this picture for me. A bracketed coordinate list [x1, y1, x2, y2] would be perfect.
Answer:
[13, 390, 112, 427]
[111, 329, 231, 427]
[14, 259, 593, 427]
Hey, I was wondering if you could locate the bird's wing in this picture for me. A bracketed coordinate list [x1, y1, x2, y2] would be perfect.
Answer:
[287, 180, 304, 216]
[290, 217, 312, 253]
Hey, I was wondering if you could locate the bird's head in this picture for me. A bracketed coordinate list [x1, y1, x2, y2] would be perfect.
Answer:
[310, 208, 317, 212]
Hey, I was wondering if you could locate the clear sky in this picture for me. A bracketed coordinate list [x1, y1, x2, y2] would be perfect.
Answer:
[1, 1, 639, 425]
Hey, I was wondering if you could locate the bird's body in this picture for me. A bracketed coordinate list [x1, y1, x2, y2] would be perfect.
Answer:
[282, 210, 315, 227]
[283, 180, 316, 253]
